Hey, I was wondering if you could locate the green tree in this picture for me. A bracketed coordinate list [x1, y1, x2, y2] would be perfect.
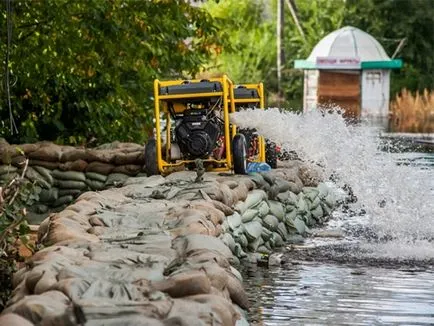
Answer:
[0, 0, 225, 145]
[203, 0, 275, 84]
[344, 0, 434, 95]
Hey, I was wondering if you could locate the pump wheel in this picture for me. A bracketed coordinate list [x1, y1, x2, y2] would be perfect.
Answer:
[145, 138, 159, 176]
[232, 134, 247, 175]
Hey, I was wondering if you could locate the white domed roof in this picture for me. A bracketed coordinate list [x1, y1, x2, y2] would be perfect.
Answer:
[307, 26, 390, 61]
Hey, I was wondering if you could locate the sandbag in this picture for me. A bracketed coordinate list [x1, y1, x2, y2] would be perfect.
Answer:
[226, 212, 242, 231]
[260, 226, 273, 241]
[55, 179, 87, 190]
[85, 172, 108, 183]
[33, 166, 54, 185]
[255, 200, 270, 217]
[153, 270, 211, 298]
[112, 164, 142, 176]
[25, 167, 50, 188]
[231, 183, 249, 202]
[52, 195, 74, 207]
[243, 221, 263, 241]
[104, 173, 130, 187]
[11, 155, 26, 167]
[0, 313, 34, 326]
[0, 164, 18, 175]
[37, 186, 57, 205]
[113, 151, 145, 165]
[60, 148, 87, 162]
[2, 290, 70, 323]
[263, 215, 279, 231]
[51, 170, 86, 182]
[28, 145, 62, 162]
[311, 204, 324, 220]
[241, 209, 258, 223]
[58, 188, 82, 197]
[293, 216, 307, 234]
[59, 159, 88, 172]
[85, 179, 105, 191]
[86, 161, 115, 175]
[220, 233, 236, 253]
[277, 222, 290, 241]
[28, 159, 59, 170]
[268, 200, 285, 221]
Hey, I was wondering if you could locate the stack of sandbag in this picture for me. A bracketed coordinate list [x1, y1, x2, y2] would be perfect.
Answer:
[0, 140, 147, 223]
[217, 172, 338, 261]
[5, 176, 249, 325]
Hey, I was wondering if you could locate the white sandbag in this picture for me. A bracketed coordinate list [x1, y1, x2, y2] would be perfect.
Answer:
[268, 200, 285, 221]
[293, 216, 307, 234]
[243, 221, 263, 241]
[241, 209, 258, 223]
[277, 222, 290, 241]
[262, 215, 279, 231]
[227, 212, 242, 231]
[255, 201, 270, 217]
[220, 233, 236, 253]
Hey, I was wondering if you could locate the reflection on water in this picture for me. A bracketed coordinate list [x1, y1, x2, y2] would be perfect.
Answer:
[244, 263, 434, 326]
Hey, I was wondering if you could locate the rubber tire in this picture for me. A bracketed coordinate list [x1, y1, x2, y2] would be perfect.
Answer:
[265, 141, 278, 169]
[232, 134, 247, 174]
[144, 138, 159, 176]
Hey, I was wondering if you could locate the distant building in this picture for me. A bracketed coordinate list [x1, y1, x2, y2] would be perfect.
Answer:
[294, 26, 402, 126]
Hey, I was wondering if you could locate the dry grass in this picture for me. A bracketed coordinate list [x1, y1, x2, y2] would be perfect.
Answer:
[389, 89, 434, 133]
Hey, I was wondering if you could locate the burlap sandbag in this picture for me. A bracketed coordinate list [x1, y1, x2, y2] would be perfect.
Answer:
[59, 159, 88, 172]
[59, 148, 87, 162]
[28, 159, 59, 170]
[185, 294, 240, 326]
[113, 151, 145, 165]
[11, 155, 27, 167]
[28, 145, 62, 162]
[2, 290, 70, 324]
[0, 313, 35, 326]
[112, 164, 142, 176]
[19, 143, 39, 155]
[85, 149, 116, 163]
[152, 270, 211, 298]
[86, 161, 115, 175]
[190, 201, 225, 225]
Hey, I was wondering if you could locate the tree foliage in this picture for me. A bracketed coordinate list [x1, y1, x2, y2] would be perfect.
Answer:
[0, 0, 226, 145]
[343, 0, 434, 95]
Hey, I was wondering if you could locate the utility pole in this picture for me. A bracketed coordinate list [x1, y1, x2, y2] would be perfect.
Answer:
[276, 0, 285, 107]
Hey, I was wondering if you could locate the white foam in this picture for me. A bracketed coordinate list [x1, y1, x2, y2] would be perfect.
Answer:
[231, 108, 434, 259]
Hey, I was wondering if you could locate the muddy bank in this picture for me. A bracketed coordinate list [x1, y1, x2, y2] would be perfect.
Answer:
[0, 166, 338, 325]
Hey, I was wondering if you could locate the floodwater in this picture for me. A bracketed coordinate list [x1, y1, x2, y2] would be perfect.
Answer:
[231, 109, 434, 325]
[244, 262, 434, 326]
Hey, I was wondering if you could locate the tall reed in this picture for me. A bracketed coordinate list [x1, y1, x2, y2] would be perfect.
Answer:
[389, 89, 434, 133]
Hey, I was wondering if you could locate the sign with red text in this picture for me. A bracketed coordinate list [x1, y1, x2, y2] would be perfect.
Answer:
[316, 56, 361, 69]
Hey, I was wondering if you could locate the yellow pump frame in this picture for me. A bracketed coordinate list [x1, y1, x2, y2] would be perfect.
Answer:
[153, 75, 236, 175]
[231, 83, 266, 163]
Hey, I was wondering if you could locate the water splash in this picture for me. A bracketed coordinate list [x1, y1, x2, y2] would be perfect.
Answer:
[231, 108, 434, 259]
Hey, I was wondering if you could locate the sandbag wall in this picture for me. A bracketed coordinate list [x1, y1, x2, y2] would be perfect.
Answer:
[0, 167, 338, 326]
[0, 140, 146, 224]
